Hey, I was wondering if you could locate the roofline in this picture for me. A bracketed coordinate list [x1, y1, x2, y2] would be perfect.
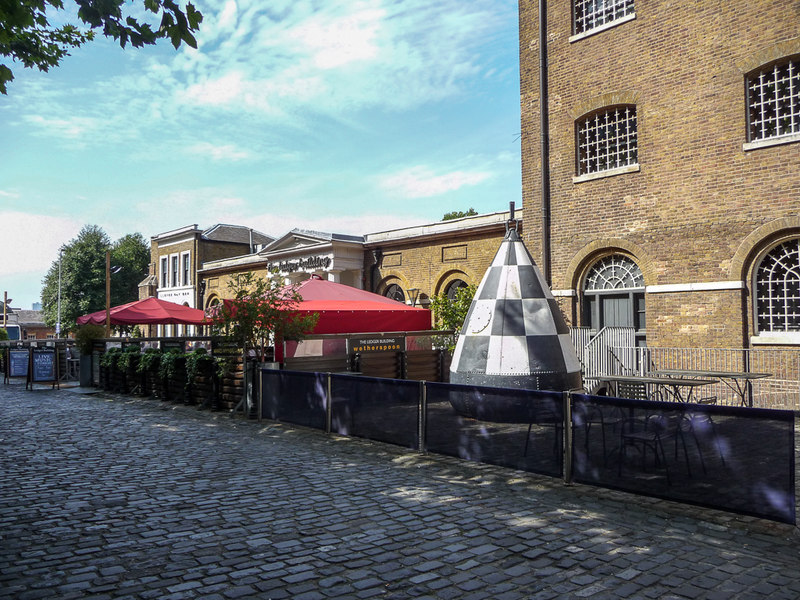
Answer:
[363, 208, 522, 246]
[151, 224, 200, 241]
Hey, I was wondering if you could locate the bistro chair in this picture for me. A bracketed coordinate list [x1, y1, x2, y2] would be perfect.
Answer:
[617, 412, 694, 485]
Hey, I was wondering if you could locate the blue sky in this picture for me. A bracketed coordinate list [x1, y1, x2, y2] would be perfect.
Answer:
[0, 0, 521, 310]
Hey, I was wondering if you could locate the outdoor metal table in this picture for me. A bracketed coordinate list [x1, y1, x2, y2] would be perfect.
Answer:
[649, 369, 771, 407]
[599, 374, 717, 403]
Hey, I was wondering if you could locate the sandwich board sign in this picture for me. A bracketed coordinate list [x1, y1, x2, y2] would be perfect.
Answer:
[27, 348, 59, 390]
[4, 348, 29, 384]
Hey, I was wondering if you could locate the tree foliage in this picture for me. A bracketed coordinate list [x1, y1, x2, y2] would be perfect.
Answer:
[442, 208, 478, 221]
[40, 224, 149, 333]
[207, 272, 319, 361]
[1, 0, 202, 94]
[430, 284, 476, 352]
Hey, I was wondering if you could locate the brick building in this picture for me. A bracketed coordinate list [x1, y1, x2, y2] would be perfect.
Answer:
[364, 208, 522, 308]
[198, 229, 365, 309]
[519, 1, 800, 349]
[143, 224, 273, 335]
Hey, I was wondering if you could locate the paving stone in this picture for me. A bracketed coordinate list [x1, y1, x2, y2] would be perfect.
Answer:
[1, 385, 799, 600]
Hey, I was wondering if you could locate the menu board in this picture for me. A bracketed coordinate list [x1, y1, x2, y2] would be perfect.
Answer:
[8, 349, 29, 378]
[31, 349, 57, 383]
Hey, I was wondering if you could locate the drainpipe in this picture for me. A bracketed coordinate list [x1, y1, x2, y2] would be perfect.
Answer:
[539, 0, 552, 285]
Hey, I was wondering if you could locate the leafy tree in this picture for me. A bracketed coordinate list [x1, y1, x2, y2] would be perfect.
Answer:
[1, 0, 202, 94]
[430, 284, 476, 352]
[442, 208, 478, 221]
[0, 328, 8, 341]
[207, 272, 319, 362]
[40, 224, 149, 333]
[109, 233, 150, 307]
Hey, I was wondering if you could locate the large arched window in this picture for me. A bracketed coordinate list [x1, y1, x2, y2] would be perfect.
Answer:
[755, 238, 800, 334]
[384, 284, 405, 303]
[445, 279, 468, 300]
[582, 254, 646, 345]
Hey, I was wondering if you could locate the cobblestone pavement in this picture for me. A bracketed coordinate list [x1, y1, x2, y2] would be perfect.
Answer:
[2, 382, 799, 600]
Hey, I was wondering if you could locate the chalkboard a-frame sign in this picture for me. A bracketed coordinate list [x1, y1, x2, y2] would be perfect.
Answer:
[4, 348, 29, 383]
[26, 348, 60, 390]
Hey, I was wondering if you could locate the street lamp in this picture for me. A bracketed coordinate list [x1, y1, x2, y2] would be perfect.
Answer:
[406, 287, 420, 307]
[105, 251, 122, 337]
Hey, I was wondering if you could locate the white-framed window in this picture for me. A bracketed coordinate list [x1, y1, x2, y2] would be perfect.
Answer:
[574, 0, 635, 36]
[182, 252, 191, 286]
[747, 57, 800, 145]
[171, 255, 179, 287]
[576, 105, 638, 177]
[160, 257, 168, 288]
[755, 238, 800, 335]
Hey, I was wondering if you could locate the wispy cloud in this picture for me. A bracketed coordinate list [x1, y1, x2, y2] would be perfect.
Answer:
[378, 165, 492, 198]
[0, 212, 82, 276]
[10, 0, 515, 151]
[186, 141, 254, 161]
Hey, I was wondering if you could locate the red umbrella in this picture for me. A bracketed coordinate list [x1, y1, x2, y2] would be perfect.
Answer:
[77, 297, 207, 326]
[282, 276, 431, 334]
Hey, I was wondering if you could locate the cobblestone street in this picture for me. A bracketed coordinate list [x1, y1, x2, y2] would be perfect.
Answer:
[1, 382, 799, 599]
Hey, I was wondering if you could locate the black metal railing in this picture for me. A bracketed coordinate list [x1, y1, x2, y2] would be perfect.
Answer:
[260, 369, 796, 524]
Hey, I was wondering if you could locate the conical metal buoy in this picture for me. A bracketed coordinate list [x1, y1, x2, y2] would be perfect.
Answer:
[449, 207, 582, 420]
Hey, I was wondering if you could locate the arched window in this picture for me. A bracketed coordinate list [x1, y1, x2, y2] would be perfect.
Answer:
[384, 284, 405, 303]
[445, 279, 468, 300]
[755, 238, 800, 334]
[585, 254, 644, 290]
[582, 254, 646, 345]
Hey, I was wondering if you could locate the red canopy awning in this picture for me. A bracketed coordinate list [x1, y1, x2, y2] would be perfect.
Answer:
[77, 297, 207, 326]
[283, 276, 431, 334]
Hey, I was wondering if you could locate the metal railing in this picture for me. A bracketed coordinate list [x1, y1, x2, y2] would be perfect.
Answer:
[568, 329, 800, 409]
[260, 368, 797, 524]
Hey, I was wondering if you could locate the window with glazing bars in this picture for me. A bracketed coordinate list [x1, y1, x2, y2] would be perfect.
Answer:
[577, 106, 638, 176]
[756, 239, 800, 333]
[574, 0, 634, 34]
[747, 57, 800, 142]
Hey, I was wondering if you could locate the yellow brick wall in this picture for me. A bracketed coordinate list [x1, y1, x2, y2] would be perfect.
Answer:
[519, 0, 800, 348]
[365, 225, 519, 310]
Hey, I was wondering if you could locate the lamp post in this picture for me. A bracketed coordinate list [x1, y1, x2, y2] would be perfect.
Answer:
[2, 291, 10, 329]
[406, 287, 420, 307]
[56, 249, 62, 338]
[105, 251, 122, 337]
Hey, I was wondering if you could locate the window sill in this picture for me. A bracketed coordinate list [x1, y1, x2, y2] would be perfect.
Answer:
[743, 132, 800, 151]
[569, 13, 636, 43]
[573, 164, 640, 184]
[751, 333, 800, 346]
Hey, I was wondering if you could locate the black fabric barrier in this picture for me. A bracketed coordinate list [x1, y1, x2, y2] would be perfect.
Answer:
[261, 369, 327, 430]
[425, 382, 564, 478]
[330, 374, 420, 450]
[572, 393, 796, 524]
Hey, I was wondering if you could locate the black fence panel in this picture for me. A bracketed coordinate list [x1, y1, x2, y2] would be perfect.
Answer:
[425, 382, 564, 478]
[330, 374, 420, 450]
[572, 393, 796, 524]
[261, 369, 327, 430]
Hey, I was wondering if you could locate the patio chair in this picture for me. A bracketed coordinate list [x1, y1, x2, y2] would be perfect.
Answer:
[573, 402, 624, 465]
[616, 380, 649, 400]
[682, 397, 726, 467]
[523, 404, 563, 458]
[617, 412, 693, 485]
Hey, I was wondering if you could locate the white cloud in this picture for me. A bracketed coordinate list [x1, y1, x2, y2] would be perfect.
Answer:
[0, 212, 82, 276]
[187, 141, 253, 161]
[287, 8, 383, 69]
[379, 166, 492, 198]
[22, 114, 100, 140]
